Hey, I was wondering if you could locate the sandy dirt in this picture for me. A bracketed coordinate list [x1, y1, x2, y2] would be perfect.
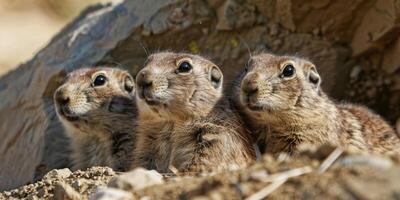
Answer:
[2, 145, 400, 200]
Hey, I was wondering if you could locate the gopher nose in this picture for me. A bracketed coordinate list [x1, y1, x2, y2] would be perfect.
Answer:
[242, 73, 259, 96]
[136, 70, 153, 89]
[54, 88, 70, 106]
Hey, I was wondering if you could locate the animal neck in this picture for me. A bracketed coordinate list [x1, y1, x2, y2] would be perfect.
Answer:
[168, 101, 218, 123]
[69, 128, 113, 169]
[252, 95, 341, 150]
[70, 124, 112, 147]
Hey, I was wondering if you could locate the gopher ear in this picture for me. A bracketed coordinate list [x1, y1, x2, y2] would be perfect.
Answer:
[122, 73, 135, 94]
[209, 65, 223, 89]
[304, 62, 321, 90]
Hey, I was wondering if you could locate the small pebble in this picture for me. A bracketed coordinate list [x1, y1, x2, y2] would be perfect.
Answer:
[89, 187, 133, 200]
[44, 180, 52, 185]
[313, 28, 320, 36]
[350, 65, 362, 80]
[249, 170, 269, 181]
[43, 168, 72, 180]
[140, 196, 151, 200]
[108, 167, 164, 191]
[273, 39, 282, 47]
[269, 23, 279, 36]
[104, 168, 115, 176]
[340, 154, 393, 170]
[26, 194, 39, 200]
[53, 182, 82, 200]
[37, 188, 47, 197]
[72, 180, 82, 190]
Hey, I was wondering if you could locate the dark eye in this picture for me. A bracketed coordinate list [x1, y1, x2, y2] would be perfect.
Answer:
[93, 75, 107, 86]
[177, 62, 192, 73]
[281, 64, 295, 77]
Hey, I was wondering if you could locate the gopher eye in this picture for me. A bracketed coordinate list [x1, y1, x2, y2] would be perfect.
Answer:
[281, 64, 295, 78]
[177, 62, 192, 73]
[93, 75, 107, 86]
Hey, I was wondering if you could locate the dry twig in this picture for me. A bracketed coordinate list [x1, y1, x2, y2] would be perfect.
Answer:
[318, 148, 343, 173]
[245, 179, 287, 200]
[246, 166, 313, 200]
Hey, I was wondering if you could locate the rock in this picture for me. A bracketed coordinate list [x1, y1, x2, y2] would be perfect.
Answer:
[71, 179, 89, 193]
[253, 0, 400, 57]
[43, 180, 52, 186]
[216, 0, 257, 30]
[89, 187, 134, 200]
[26, 194, 39, 200]
[108, 168, 164, 191]
[350, 65, 362, 80]
[0, 166, 116, 199]
[274, 0, 296, 31]
[143, 7, 171, 34]
[382, 37, 400, 74]
[351, 0, 400, 56]
[269, 23, 280, 36]
[253, 0, 375, 41]
[36, 187, 47, 197]
[53, 182, 82, 200]
[313, 27, 320, 36]
[106, 167, 115, 175]
[169, 7, 186, 24]
[249, 170, 269, 181]
[43, 168, 72, 181]
[272, 39, 282, 47]
[340, 154, 393, 170]
[0, 0, 176, 191]
[366, 87, 377, 98]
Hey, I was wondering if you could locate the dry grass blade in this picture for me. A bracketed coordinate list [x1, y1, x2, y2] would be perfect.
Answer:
[256, 166, 313, 183]
[245, 179, 287, 200]
[246, 166, 313, 200]
[168, 165, 179, 175]
[318, 148, 343, 173]
[253, 143, 262, 161]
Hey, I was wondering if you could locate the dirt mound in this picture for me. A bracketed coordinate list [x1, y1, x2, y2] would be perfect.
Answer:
[2, 146, 400, 200]
[0, 167, 115, 199]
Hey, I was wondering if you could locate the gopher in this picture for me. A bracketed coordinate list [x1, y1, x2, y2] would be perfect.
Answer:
[133, 52, 255, 173]
[232, 53, 400, 156]
[54, 67, 137, 171]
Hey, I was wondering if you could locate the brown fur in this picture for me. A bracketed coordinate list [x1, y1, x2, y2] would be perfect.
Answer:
[133, 52, 255, 173]
[232, 53, 400, 156]
[54, 67, 137, 171]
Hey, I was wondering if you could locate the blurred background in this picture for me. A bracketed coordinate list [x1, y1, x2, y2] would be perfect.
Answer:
[0, 0, 109, 75]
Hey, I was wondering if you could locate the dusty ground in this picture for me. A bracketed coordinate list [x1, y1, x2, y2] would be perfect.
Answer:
[2, 146, 400, 200]
[0, 167, 116, 199]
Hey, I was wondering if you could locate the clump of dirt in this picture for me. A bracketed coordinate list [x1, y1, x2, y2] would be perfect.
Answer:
[0, 167, 116, 199]
[3, 146, 400, 200]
